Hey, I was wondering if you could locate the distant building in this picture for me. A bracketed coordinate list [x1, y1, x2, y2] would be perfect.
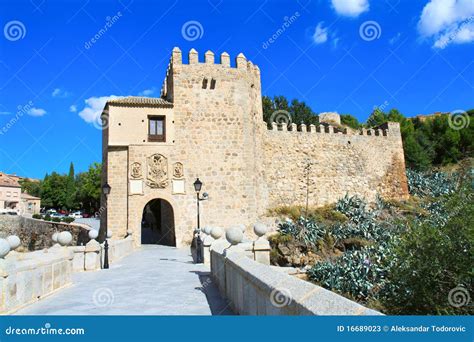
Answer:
[0, 172, 41, 214]
[414, 112, 447, 122]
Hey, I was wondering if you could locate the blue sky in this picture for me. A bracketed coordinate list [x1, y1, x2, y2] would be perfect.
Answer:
[0, 0, 473, 179]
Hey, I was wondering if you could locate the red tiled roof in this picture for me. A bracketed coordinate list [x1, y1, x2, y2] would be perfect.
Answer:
[0, 172, 21, 188]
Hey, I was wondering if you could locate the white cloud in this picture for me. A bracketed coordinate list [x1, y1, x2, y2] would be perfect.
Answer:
[69, 105, 77, 113]
[313, 22, 329, 44]
[138, 88, 156, 96]
[418, 0, 474, 48]
[52, 88, 71, 98]
[331, 0, 369, 17]
[27, 107, 46, 117]
[78, 95, 120, 124]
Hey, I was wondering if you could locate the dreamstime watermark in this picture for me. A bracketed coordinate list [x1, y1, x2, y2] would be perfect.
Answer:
[93, 108, 110, 130]
[359, 21, 382, 41]
[92, 287, 114, 307]
[448, 109, 470, 130]
[4, 20, 26, 41]
[270, 288, 292, 308]
[372, 100, 390, 114]
[268, 109, 292, 128]
[0, 101, 34, 135]
[437, 16, 474, 49]
[448, 285, 471, 308]
[262, 12, 300, 49]
[181, 20, 204, 41]
[84, 11, 123, 50]
[5, 322, 85, 335]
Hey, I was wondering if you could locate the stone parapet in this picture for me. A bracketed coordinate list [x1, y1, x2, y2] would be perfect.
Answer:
[0, 247, 74, 314]
[210, 246, 382, 316]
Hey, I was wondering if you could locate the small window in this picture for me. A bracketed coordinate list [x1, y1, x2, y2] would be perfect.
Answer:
[210, 79, 216, 89]
[148, 116, 166, 142]
[202, 78, 208, 89]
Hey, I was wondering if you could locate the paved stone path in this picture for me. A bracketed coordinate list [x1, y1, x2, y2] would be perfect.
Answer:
[16, 245, 233, 315]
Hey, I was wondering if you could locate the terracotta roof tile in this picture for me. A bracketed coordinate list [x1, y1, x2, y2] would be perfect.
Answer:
[0, 172, 21, 188]
[106, 96, 173, 107]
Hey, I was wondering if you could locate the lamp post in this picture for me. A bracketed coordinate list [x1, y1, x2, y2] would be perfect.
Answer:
[193, 178, 208, 264]
[101, 183, 111, 269]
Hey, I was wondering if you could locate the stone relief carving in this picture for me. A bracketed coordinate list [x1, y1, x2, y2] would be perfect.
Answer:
[173, 162, 184, 179]
[146, 154, 169, 188]
[130, 162, 142, 179]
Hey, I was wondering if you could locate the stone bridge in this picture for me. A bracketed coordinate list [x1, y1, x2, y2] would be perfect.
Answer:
[0, 225, 380, 316]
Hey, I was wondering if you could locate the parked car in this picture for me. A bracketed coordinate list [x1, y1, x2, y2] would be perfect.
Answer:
[69, 211, 83, 219]
[50, 212, 64, 219]
[0, 209, 17, 215]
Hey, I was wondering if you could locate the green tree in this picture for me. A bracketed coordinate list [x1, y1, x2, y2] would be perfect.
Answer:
[40, 172, 68, 209]
[19, 179, 42, 197]
[262, 95, 318, 127]
[381, 184, 473, 314]
[340, 114, 361, 129]
[64, 162, 77, 210]
[76, 162, 102, 214]
[366, 108, 387, 127]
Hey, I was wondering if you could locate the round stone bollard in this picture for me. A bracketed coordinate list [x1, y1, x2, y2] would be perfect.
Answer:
[210, 227, 223, 240]
[52, 232, 59, 243]
[0, 238, 11, 258]
[57, 231, 73, 246]
[6, 235, 21, 250]
[88, 229, 99, 240]
[226, 227, 243, 246]
[253, 223, 268, 239]
[203, 226, 212, 235]
[106, 230, 113, 239]
[237, 224, 246, 233]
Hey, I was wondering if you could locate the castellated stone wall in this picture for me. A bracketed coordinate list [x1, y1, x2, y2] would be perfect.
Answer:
[162, 48, 265, 245]
[101, 47, 408, 248]
[262, 122, 409, 208]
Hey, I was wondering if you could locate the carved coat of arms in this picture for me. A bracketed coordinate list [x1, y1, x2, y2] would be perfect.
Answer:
[146, 154, 169, 188]
[173, 162, 184, 179]
[130, 162, 142, 179]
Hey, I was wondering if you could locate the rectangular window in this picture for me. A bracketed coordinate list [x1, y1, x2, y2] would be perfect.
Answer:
[148, 116, 166, 142]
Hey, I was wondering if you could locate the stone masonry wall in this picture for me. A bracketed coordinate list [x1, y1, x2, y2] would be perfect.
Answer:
[102, 48, 408, 247]
[262, 122, 409, 208]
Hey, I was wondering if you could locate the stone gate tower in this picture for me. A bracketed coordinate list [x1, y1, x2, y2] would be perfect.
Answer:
[101, 47, 409, 247]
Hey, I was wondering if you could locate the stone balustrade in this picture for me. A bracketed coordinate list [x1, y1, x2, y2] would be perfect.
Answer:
[0, 246, 74, 313]
[202, 224, 271, 265]
[209, 224, 382, 316]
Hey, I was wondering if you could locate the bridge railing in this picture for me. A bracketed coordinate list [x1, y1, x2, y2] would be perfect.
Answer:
[208, 225, 382, 316]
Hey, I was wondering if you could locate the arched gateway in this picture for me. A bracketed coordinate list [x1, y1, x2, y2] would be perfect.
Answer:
[141, 198, 175, 246]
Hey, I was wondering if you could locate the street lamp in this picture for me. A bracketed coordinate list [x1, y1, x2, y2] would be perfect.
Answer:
[193, 178, 208, 263]
[101, 183, 111, 269]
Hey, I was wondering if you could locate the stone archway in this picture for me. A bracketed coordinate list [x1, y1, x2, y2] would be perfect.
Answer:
[141, 198, 176, 246]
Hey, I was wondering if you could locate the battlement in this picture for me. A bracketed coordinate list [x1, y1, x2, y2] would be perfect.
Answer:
[267, 121, 401, 137]
[161, 47, 260, 98]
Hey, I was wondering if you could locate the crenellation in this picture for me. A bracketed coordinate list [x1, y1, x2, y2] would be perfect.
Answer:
[188, 48, 198, 64]
[220, 52, 230, 67]
[236, 53, 247, 69]
[172, 46, 182, 64]
[205, 50, 215, 64]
